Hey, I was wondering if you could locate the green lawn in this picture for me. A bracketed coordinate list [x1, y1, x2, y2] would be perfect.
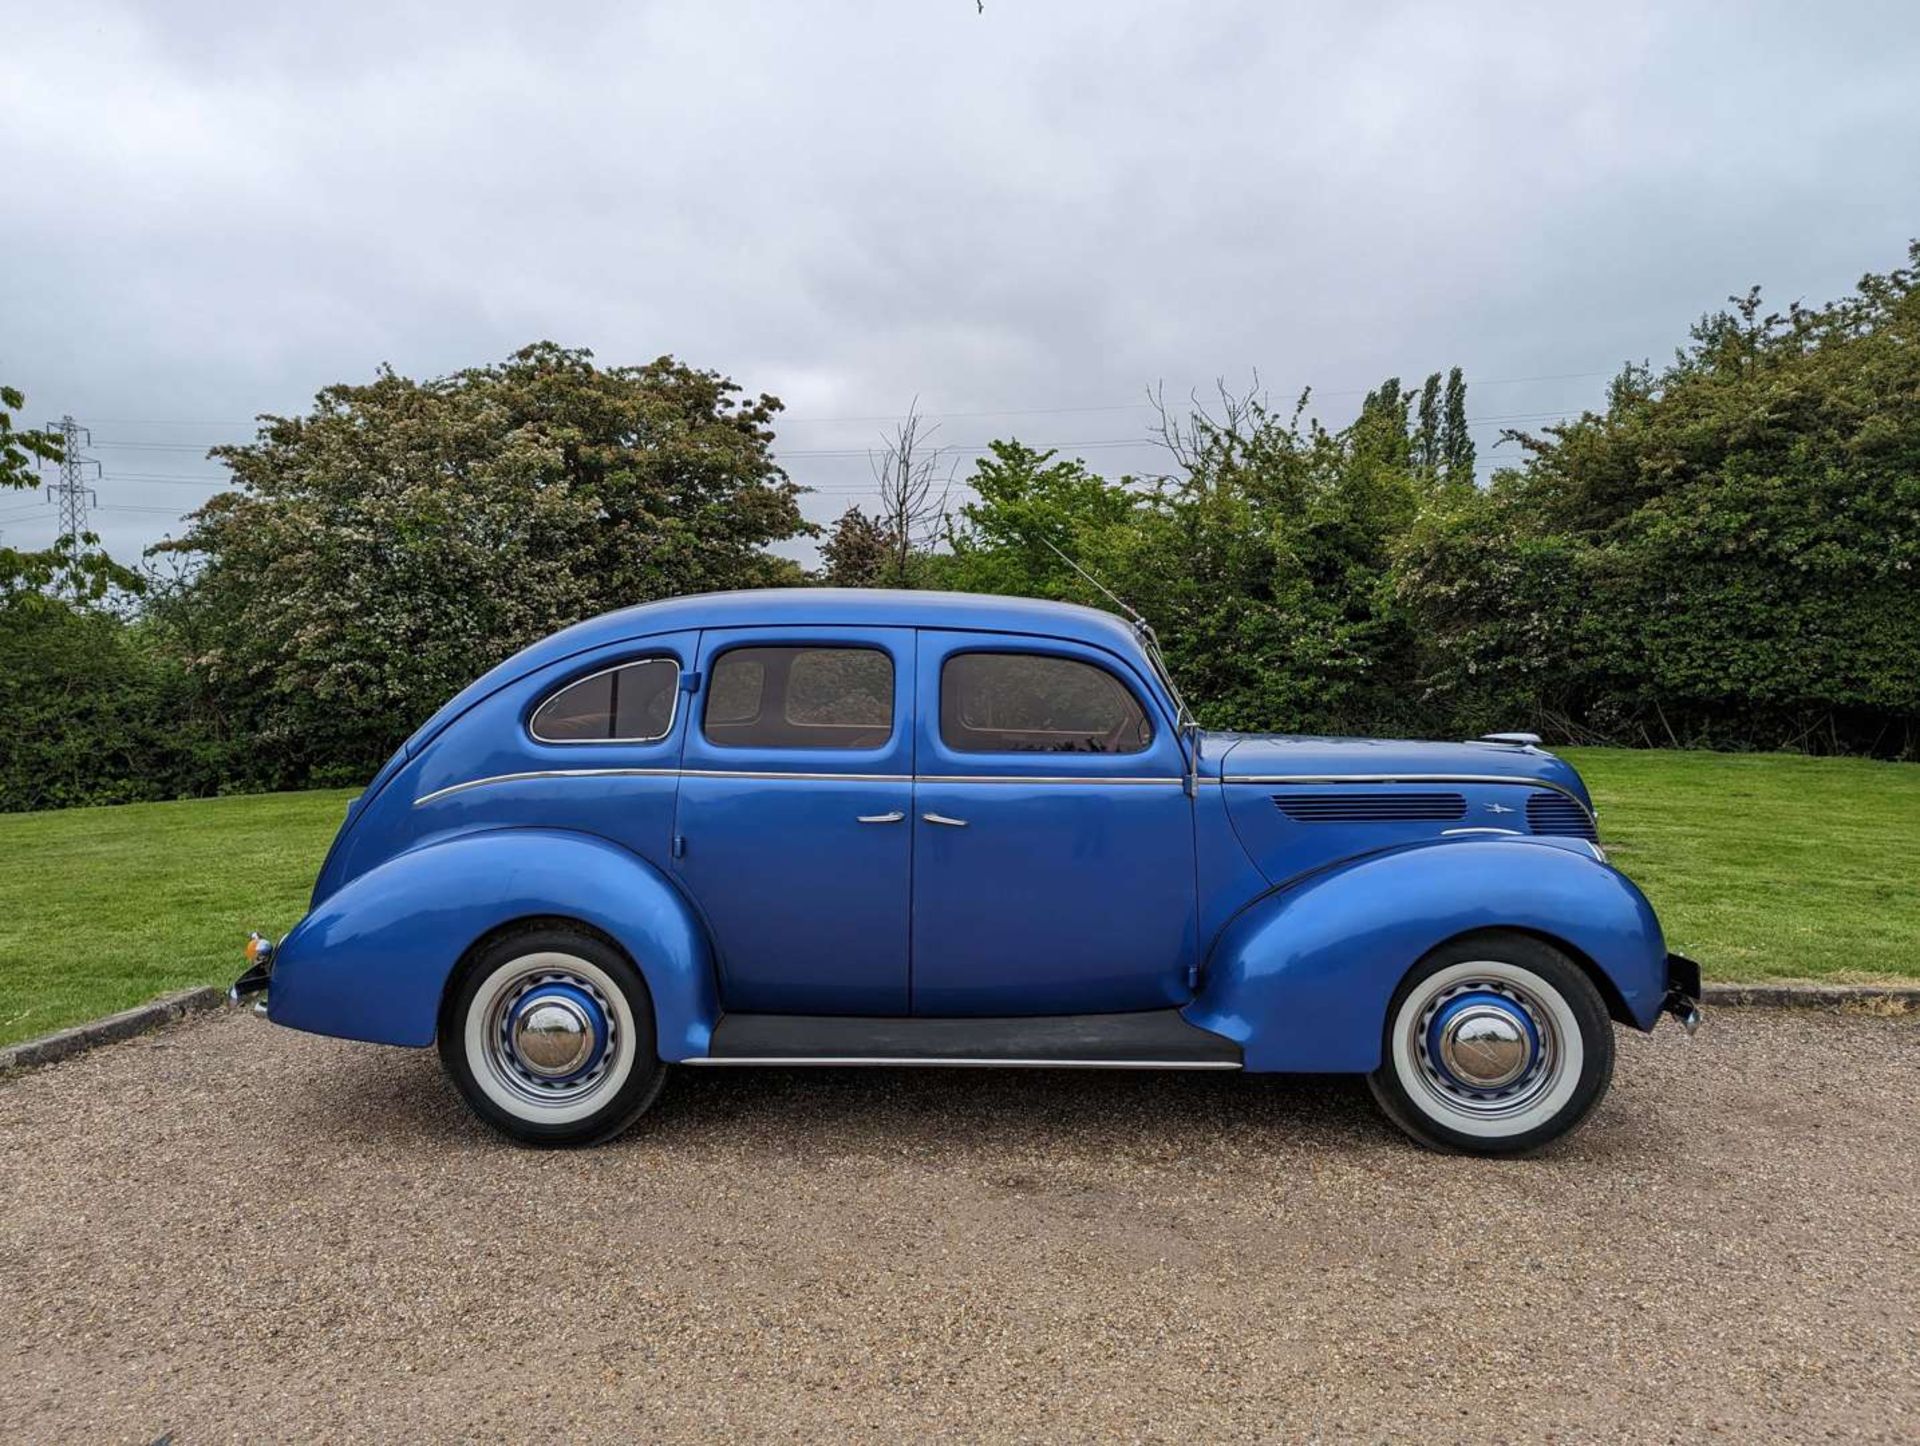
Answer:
[1562, 748, 1920, 987]
[0, 789, 356, 1048]
[1, 750, 1916, 1048]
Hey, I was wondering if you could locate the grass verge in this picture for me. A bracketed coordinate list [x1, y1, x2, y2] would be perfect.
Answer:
[0, 790, 354, 1048]
[1563, 747, 1920, 986]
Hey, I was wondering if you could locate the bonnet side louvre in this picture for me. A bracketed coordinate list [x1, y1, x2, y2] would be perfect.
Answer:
[1525, 790, 1599, 840]
[1272, 791, 1468, 823]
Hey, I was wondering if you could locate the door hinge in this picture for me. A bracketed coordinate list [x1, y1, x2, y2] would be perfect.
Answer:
[1185, 961, 1202, 990]
[672, 833, 687, 859]
[679, 670, 702, 693]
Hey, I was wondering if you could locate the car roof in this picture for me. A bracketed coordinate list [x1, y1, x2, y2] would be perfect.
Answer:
[403, 588, 1147, 759]
[554, 587, 1142, 654]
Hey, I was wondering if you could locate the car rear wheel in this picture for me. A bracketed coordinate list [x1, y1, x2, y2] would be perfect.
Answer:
[438, 924, 666, 1147]
[1366, 932, 1614, 1156]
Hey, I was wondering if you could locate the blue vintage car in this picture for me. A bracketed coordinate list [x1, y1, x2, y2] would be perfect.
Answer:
[233, 589, 1701, 1153]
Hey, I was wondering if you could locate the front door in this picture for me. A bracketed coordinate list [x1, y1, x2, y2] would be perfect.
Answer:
[675, 626, 914, 1014]
[909, 630, 1197, 1015]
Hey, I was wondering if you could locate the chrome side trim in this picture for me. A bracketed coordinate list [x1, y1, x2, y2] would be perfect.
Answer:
[682, 1056, 1243, 1071]
[416, 768, 1185, 806]
[414, 768, 683, 806]
[675, 769, 914, 783]
[1230, 773, 1597, 826]
[918, 774, 1184, 786]
[418, 766, 1590, 821]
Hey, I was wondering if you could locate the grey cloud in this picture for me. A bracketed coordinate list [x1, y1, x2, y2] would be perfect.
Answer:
[1, 0, 1915, 563]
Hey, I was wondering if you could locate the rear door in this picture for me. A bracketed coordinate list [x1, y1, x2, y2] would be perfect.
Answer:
[909, 630, 1197, 1016]
[674, 627, 914, 1014]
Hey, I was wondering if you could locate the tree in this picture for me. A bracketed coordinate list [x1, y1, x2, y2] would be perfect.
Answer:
[159, 343, 814, 783]
[1440, 365, 1474, 482]
[819, 505, 897, 586]
[942, 385, 1440, 738]
[940, 439, 1137, 597]
[1400, 245, 1920, 754]
[1413, 372, 1443, 476]
[1354, 376, 1410, 464]
[868, 402, 953, 586]
[0, 384, 62, 490]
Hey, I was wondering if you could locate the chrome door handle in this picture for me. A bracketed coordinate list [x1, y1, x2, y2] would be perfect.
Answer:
[921, 813, 968, 827]
[857, 811, 905, 824]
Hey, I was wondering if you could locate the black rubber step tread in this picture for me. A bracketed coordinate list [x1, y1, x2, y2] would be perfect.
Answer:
[707, 1008, 1242, 1064]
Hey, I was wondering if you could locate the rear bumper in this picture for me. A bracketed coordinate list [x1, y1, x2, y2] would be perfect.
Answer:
[1661, 953, 1702, 1034]
[229, 960, 272, 1004]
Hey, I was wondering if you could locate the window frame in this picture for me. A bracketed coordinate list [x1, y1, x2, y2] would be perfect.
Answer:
[936, 648, 1156, 758]
[701, 642, 898, 752]
[527, 656, 683, 746]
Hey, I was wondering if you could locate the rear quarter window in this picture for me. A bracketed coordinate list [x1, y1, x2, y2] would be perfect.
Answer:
[529, 658, 680, 743]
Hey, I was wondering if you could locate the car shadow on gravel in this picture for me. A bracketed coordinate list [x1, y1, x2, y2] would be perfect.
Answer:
[267, 1033, 1408, 1153]
[266, 1031, 1644, 1164]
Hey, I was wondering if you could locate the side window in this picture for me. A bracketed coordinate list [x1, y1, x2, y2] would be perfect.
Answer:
[703, 646, 894, 750]
[530, 658, 680, 743]
[940, 652, 1151, 755]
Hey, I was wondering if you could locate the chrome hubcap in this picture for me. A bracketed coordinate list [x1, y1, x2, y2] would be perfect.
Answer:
[1412, 979, 1555, 1117]
[482, 968, 618, 1106]
[511, 995, 597, 1078]
[1433, 997, 1533, 1090]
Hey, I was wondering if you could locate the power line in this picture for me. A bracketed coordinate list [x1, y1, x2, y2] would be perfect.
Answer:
[89, 440, 219, 452]
[94, 473, 228, 486]
[77, 369, 1614, 437]
[88, 402, 1583, 457]
[65, 387, 1592, 524]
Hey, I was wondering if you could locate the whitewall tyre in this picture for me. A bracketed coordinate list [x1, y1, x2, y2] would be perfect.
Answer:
[1367, 932, 1615, 1156]
[438, 924, 667, 1147]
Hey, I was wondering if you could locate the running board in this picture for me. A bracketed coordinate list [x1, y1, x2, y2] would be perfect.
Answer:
[692, 1008, 1242, 1070]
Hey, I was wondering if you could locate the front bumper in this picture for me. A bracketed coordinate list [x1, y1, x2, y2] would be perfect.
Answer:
[230, 933, 275, 1010]
[1661, 953, 1702, 1034]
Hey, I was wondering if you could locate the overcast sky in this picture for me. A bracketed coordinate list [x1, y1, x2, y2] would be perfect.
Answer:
[2, 1, 1916, 563]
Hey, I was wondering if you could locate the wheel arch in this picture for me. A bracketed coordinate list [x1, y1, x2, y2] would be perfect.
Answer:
[267, 827, 720, 1059]
[1423, 923, 1636, 1028]
[1184, 838, 1669, 1073]
[437, 913, 654, 1034]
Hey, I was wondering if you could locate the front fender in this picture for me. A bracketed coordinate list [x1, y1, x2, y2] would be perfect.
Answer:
[268, 828, 718, 1059]
[1183, 838, 1668, 1073]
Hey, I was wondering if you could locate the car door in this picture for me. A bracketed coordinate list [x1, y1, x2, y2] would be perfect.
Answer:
[674, 626, 914, 1015]
[910, 629, 1197, 1016]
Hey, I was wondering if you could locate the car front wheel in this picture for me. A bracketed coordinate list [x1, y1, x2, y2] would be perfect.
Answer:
[438, 924, 667, 1147]
[1367, 932, 1615, 1156]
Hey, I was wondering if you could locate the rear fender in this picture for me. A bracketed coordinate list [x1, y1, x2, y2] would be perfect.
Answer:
[268, 828, 717, 1058]
[1183, 838, 1667, 1073]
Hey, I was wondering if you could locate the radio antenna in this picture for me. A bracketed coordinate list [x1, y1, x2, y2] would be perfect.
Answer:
[1038, 537, 1196, 740]
[1039, 537, 1145, 628]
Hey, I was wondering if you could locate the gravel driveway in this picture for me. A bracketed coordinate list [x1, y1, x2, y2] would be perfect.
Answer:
[1, 1006, 1915, 1443]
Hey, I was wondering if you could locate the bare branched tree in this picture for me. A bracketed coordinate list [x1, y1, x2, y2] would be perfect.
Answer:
[1146, 374, 1296, 486]
[869, 400, 955, 586]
